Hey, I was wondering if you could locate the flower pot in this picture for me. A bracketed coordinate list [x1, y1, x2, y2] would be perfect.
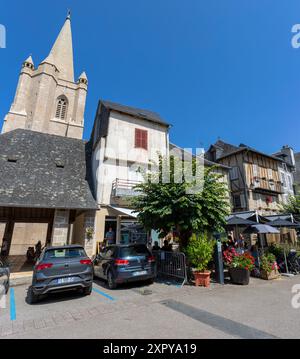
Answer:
[260, 269, 279, 280]
[193, 270, 211, 287]
[229, 268, 250, 285]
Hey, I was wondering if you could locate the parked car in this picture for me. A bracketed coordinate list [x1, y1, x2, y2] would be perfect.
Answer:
[0, 258, 9, 294]
[93, 243, 156, 289]
[29, 245, 93, 304]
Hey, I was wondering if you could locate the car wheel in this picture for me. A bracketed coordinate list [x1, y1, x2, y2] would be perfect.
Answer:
[147, 278, 154, 285]
[107, 271, 117, 289]
[28, 287, 39, 304]
[83, 285, 92, 296]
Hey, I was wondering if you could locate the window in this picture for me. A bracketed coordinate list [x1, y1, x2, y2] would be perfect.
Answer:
[267, 168, 273, 179]
[280, 171, 287, 187]
[44, 247, 86, 259]
[55, 96, 68, 120]
[253, 164, 258, 177]
[229, 166, 239, 180]
[287, 175, 293, 191]
[233, 194, 246, 208]
[135, 128, 148, 150]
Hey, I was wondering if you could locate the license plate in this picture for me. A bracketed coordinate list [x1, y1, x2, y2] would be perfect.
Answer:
[133, 270, 147, 276]
[57, 277, 75, 284]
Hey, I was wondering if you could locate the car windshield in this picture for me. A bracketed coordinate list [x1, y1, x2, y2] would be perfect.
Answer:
[44, 248, 86, 260]
[119, 245, 150, 257]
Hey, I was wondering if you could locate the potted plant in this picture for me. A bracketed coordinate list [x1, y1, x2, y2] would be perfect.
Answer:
[260, 253, 279, 280]
[223, 248, 255, 285]
[186, 233, 215, 287]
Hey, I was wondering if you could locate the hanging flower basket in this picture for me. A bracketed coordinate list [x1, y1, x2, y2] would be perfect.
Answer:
[85, 227, 94, 241]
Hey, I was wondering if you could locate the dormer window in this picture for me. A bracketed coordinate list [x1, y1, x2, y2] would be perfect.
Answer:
[135, 128, 148, 150]
[55, 96, 68, 120]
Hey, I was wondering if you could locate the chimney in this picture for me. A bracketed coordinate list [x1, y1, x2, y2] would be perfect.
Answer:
[281, 145, 295, 167]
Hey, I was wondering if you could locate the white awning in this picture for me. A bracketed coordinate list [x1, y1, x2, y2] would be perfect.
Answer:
[108, 205, 138, 218]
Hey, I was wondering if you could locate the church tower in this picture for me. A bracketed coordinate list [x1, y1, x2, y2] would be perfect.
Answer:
[2, 12, 87, 139]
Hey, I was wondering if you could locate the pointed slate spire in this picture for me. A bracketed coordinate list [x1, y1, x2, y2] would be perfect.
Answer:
[44, 12, 74, 81]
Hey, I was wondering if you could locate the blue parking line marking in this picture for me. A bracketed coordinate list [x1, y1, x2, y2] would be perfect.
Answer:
[10, 288, 16, 321]
[92, 287, 115, 301]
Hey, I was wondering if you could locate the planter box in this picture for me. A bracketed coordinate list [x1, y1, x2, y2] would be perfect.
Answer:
[229, 268, 250, 285]
[260, 269, 280, 280]
[193, 270, 211, 287]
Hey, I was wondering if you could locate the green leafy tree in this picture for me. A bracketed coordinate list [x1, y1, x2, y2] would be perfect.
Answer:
[280, 195, 300, 221]
[131, 156, 230, 248]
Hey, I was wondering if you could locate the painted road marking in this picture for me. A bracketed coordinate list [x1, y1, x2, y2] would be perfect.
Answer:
[92, 287, 115, 301]
[10, 288, 16, 321]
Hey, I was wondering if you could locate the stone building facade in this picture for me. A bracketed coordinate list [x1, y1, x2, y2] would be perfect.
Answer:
[0, 14, 97, 266]
[294, 152, 300, 194]
[2, 13, 87, 139]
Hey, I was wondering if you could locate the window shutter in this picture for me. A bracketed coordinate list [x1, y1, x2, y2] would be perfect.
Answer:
[135, 128, 148, 150]
[240, 194, 246, 208]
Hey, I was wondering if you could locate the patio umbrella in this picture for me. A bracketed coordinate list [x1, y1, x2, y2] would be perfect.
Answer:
[268, 219, 299, 228]
[225, 216, 257, 242]
[243, 224, 280, 255]
[268, 219, 300, 274]
[243, 224, 280, 234]
[226, 216, 257, 226]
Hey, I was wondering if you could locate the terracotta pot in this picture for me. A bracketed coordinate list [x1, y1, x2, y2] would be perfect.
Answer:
[193, 270, 211, 287]
[260, 269, 279, 280]
[229, 267, 250, 285]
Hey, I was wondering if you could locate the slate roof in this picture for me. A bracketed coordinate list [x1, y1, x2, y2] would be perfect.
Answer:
[209, 140, 283, 162]
[169, 143, 230, 170]
[101, 100, 170, 127]
[0, 129, 98, 210]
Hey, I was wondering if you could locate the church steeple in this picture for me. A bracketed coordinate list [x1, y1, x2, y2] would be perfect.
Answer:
[2, 12, 87, 140]
[43, 11, 74, 82]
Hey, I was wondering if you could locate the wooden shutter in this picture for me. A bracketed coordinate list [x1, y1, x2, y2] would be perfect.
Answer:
[135, 128, 148, 150]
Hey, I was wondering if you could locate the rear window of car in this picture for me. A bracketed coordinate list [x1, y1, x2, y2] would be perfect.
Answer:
[44, 247, 86, 259]
[119, 245, 150, 257]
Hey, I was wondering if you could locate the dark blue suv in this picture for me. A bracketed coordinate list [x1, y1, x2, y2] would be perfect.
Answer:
[93, 244, 155, 289]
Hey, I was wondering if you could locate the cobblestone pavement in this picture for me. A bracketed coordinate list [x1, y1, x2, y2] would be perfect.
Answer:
[1, 276, 299, 339]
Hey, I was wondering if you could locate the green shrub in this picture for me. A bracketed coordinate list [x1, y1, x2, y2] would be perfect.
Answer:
[186, 233, 215, 272]
[260, 253, 278, 274]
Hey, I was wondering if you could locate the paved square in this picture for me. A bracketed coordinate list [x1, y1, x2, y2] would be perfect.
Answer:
[1, 276, 300, 339]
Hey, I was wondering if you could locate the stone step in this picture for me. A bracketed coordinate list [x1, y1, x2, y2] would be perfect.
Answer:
[10, 271, 32, 287]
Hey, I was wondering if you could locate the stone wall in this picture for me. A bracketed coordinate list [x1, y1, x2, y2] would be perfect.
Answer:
[51, 209, 70, 246]
[83, 210, 96, 257]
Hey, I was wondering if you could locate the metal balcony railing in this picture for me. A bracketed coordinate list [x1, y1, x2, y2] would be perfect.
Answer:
[112, 178, 142, 197]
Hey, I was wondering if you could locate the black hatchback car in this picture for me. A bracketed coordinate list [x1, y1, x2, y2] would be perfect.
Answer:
[93, 244, 156, 289]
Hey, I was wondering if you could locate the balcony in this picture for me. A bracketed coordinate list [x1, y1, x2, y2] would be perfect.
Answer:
[112, 178, 142, 198]
[251, 177, 283, 194]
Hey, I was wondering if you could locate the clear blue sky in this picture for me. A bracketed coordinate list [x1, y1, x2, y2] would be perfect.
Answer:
[1, 0, 300, 153]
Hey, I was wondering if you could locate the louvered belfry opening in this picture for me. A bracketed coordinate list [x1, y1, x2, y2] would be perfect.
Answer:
[55, 97, 68, 120]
